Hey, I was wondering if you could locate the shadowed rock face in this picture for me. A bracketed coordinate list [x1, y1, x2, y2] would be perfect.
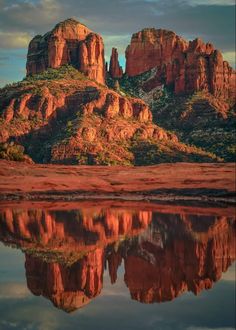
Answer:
[0, 204, 235, 311]
[26, 18, 105, 84]
[125, 28, 235, 99]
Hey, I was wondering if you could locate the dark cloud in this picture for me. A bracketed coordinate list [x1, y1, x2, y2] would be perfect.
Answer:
[0, 0, 234, 57]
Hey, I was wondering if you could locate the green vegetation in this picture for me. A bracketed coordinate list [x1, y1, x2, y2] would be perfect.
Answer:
[115, 71, 235, 162]
[0, 142, 26, 161]
[23, 64, 88, 82]
[130, 139, 219, 165]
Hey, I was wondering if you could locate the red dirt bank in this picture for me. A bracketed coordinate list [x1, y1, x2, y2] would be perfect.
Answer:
[0, 161, 234, 202]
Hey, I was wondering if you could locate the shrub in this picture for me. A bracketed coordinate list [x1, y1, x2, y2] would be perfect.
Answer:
[0, 142, 25, 161]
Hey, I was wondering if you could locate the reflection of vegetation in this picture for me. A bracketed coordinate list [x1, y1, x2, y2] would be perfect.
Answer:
[23, 248, 90, 266]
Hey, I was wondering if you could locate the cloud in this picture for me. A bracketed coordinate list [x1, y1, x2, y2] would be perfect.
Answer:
[187, 327, 235, 330]
[0, 0, 234, 54]
[103, 34, 130, 61]
[0, 31, 32, 48]
[0, 0, 234, 85]
[222, 51, 236, 68]
[187, 0, 235, 5]
[0, 0, 62, 33]
[0, 0, 235, 51]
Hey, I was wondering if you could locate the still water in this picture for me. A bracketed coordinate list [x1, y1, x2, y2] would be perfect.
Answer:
[0, 201, 235, 330]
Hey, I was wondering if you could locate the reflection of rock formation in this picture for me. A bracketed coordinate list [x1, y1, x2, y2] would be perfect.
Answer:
[121, 214, 235, 303]
[0, 204, 235, 311]
[0, 207, 151, 262]
[25, 249, 104, 312]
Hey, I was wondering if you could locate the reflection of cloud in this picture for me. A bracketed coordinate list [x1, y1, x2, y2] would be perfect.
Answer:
[221, 264, 236, 282]
[0, 318, 59, 330]
[0, 282, 30, 299]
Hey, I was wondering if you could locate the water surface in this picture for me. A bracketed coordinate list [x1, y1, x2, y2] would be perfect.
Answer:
[0, 201, 235, 330]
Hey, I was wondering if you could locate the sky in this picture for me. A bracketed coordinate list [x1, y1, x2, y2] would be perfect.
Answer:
[0, 0, 235, 87]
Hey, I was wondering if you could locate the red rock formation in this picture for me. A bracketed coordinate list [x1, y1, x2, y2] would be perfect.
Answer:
[125, 28, 235, 99]
[109, 48, 123, 78]
[126, 29, 188, 78]
[1, 81, 152, 124]
[26, 18, 105, 84]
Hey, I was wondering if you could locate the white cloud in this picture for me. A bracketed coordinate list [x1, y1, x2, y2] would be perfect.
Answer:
[222, 51, 236, 68]
[0, 31, 32, 48]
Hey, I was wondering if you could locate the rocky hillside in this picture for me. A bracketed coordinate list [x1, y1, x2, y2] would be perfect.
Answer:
[107, 28, 236, 161]
[0, 19, 234, 165]
[0, 65, 216, 165]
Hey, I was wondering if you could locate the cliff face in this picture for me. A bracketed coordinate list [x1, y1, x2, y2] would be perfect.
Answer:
[1, 81, 151, 124]
[125, 28, 235, 99]
[26, 18, 105, 84]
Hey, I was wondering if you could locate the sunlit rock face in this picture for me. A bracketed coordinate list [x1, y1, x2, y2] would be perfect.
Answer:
[125, 28, 235, 99]
[26, 18, 105, 84]
[0, 204, 235, 311]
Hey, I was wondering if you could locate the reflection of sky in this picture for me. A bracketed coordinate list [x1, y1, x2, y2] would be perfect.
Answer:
[0, 242, 235, 330]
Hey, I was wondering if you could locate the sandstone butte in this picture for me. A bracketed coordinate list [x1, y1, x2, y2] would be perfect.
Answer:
[0, 18, 235, 165]
[26, 18, 105, 84]
[125, 28, 236, 99]
[0, 203, 235, 311]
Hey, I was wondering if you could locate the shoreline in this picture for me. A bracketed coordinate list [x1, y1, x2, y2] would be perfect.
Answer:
[0, 160, 235, 204]
[1, 191, 235, 204]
